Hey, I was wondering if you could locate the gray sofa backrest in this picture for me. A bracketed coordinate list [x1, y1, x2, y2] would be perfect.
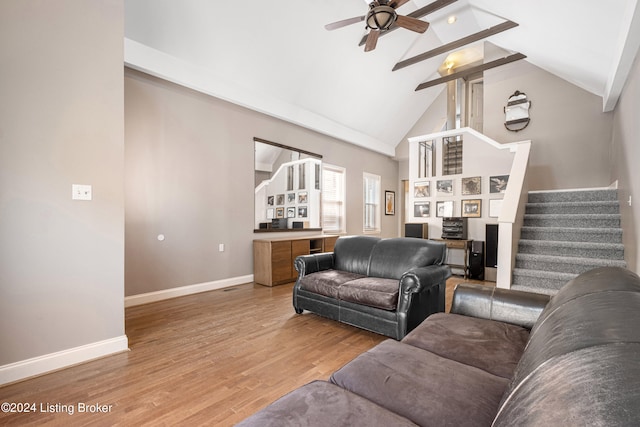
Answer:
[368, 238, 446, 280]
[333, 235, 380, 276]
[494, 267, 640, 426]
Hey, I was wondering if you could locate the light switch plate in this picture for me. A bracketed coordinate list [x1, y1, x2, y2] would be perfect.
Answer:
[72, 184, 92, 201]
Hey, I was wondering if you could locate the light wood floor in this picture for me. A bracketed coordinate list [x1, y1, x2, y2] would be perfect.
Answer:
[0, 276, 490, 426]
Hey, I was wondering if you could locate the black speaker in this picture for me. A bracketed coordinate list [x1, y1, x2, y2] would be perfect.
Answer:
[486, 224, 499, 268]
[469, 241, 484, 280]
[405, 223, 429, 239]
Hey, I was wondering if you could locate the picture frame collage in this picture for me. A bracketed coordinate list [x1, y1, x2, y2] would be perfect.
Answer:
[266, 191, 308, 221]
[413, 174, 509, 219]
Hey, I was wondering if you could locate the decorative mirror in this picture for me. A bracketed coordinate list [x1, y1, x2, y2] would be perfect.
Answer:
[504, 90, 531, 132]
[254, 137, 322, 232]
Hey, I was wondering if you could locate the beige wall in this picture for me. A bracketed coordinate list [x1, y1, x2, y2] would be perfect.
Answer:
[483, 58, 614, 191]
[125, 69, 399, 296]
[612, 49, 640, 272]
[0, 1, 125, 366]
[399, 49, 614, 193]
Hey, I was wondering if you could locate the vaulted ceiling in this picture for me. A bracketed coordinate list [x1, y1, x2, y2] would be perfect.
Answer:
[124, 0, 640, 156]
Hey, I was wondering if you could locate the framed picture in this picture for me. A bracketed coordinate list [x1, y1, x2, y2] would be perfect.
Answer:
[276, 194, 285, 205]
[275, 207, 284, 218]
[385, 191, 395, 215]
[298, 191, 308, 204]
[267, 195, 274, 206]
[489, 199, 503, 218]
[298, 206, 308, 218]
[490, 175, 510, 193]
[286, 207, 296, 218]
[266, 208, 274, 219]
[462, 199, 482, 218]
[436, 200, 454, 217]
[414, 201, 430, 217]
[414, 182, 430, 198]
[287, 193, 296, 204]
[436, 179, 453, 196]
[461, 176, 481, 195]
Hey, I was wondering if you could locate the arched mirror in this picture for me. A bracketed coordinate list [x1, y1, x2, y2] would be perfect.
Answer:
[254, 137, 322, 232]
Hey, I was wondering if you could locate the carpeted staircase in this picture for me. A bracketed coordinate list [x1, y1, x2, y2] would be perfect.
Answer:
[511, 188, 626, 295]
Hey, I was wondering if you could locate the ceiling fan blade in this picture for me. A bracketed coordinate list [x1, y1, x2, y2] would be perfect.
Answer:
[364, 30, 380, 52]
[325, 15, 365, 31]
[395, 15, 429, 33]
[389, 0, 410, 9]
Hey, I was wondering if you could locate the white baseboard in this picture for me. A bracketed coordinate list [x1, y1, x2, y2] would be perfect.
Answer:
[124, 274, 254, 307]
[0, 335, 129, 386]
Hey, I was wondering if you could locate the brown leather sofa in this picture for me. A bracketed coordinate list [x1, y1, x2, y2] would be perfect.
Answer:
[238, 267, 640, 426]
[292, 235, 452, 340]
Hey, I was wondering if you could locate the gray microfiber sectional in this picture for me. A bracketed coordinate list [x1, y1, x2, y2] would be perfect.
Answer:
[293, 235, 452, 339]
[238, 267, 640, 426]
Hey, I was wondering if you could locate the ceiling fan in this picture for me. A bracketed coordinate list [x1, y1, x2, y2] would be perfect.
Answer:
[325, 0, 430, 52]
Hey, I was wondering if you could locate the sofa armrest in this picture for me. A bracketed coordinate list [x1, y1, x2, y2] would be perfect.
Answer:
[399, 264, 452, 295]
[294, 252, 335, 277]
[451, 283, 551, 329]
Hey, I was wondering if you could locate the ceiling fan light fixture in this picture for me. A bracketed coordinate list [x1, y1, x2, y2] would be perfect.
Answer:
[366, 5, 397, 31]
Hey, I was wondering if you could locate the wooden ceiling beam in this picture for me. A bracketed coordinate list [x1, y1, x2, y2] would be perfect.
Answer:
[415, 52, 527, 91]
[393, 20, 519, 71]
[358, 0, 458, 46]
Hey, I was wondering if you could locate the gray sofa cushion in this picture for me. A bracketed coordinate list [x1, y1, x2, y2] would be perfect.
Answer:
[368, 237, 446, 279]
[333, 235, 380, 275]
[299, 270, 366, 299]
[339, 277, 400, 311]
[330, 339, 509, 427]
[402, 312, 530, 379]
[236, 380, 418, 427]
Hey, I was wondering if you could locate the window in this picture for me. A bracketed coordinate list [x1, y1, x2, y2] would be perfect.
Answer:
[322, 164, 346, 234]
[363, 172, 381, 234]
[418, 140, 435, 178]
[442, 135, 463, 175]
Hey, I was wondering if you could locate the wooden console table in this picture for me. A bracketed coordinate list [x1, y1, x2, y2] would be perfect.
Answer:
[435, 239, 473, 279]
[254, 235, 338, 286]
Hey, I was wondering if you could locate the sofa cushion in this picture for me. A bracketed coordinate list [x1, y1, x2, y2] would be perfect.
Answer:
[368, 238, 446, 279]
[339, 277, 399, 311]
[236, 380, 418, 427]
[330, 339, 509, 427]
[402, 312, 530, 379]
[299, 270, 366, 299]
[333, 235, 380, 276]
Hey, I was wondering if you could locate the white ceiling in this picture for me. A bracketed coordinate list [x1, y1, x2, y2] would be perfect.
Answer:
[124, 0, 640, 156]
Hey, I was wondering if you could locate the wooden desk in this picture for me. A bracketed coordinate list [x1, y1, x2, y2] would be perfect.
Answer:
[435, 239, 473, 279]
[254, 235, 338, 286]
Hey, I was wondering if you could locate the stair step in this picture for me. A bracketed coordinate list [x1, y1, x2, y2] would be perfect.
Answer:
[525, 201, 619, 215]
[515, 253, 627, 274]
[512, 187, 625, 294]
[518, 239, 625, 260]
[523, 213, 621, 228]
[520, 226, 623, 243]
[512, 268, 576, 295]
[528, 189, 618, 203]
[510, 284, 560, 296]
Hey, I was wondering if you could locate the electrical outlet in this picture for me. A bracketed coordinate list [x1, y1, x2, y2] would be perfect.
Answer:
[72, 184, 92, 201]
[219, 243, 225, 252]
[629, 196, 633, 207]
